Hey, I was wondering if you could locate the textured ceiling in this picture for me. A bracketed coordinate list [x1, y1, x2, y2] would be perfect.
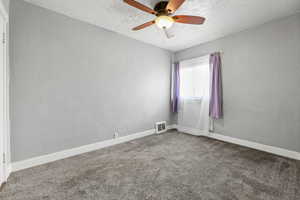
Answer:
[23, 0, 300, 51]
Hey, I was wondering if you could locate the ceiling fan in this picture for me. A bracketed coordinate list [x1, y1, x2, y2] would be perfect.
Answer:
[123, 0, 205, 37]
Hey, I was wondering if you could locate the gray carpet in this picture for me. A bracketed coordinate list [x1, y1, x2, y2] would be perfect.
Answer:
[1, 131, 300, 200]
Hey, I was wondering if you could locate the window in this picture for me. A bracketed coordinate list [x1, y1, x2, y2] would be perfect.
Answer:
[179, 56, 209, 100]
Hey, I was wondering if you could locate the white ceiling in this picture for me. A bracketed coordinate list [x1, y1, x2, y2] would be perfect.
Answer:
[24, 0, 300, 51]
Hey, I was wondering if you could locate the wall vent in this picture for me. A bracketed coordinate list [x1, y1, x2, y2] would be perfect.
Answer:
[155, 121, 167, 134]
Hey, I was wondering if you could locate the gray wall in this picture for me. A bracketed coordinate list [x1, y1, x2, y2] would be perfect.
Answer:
[1, 0, 9, 13]
[175, 13, 300, 152]
[10, 0, 173, 162]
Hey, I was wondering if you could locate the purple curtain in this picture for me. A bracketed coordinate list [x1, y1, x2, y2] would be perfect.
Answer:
[172, 62, 180, 113]
[209, 53, 223, 119]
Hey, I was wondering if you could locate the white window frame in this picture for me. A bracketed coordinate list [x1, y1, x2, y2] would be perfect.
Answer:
[179, 55, 210, 100]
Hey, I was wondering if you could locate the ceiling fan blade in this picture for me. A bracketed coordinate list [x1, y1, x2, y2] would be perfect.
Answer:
[166, 0, 185, 13]
[173, 15, 205, 24]
[124, 0, 157, 15]
[132, 20, 155, 31]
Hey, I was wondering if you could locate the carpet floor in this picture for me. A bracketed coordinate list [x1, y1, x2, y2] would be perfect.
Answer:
[1, 131, 300, 200]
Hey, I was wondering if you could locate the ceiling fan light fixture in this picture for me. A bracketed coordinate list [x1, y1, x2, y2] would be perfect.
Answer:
[155, 15, 174, 29]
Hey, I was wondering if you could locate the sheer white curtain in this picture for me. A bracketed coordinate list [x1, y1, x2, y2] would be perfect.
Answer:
[177, 55, 210, 135]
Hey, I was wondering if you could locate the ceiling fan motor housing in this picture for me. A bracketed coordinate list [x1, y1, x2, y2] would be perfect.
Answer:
[154, 1, 170, 16]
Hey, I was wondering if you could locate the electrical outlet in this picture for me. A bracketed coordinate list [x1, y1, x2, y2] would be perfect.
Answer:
[114, 132, 119, 139]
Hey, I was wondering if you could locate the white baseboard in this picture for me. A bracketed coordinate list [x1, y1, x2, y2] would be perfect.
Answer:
[4, 164, 11, 181]
[207, 133, 300, 160]
[12, 124, 298, 173]
[176, 125, 209, 136]
[167, 124, 177, 130]
[11, 125, 176, 172]
[176, 126, 300, 160]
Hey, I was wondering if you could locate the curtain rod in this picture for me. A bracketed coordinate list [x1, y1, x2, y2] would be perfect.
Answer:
[176, 51, 224, 63]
